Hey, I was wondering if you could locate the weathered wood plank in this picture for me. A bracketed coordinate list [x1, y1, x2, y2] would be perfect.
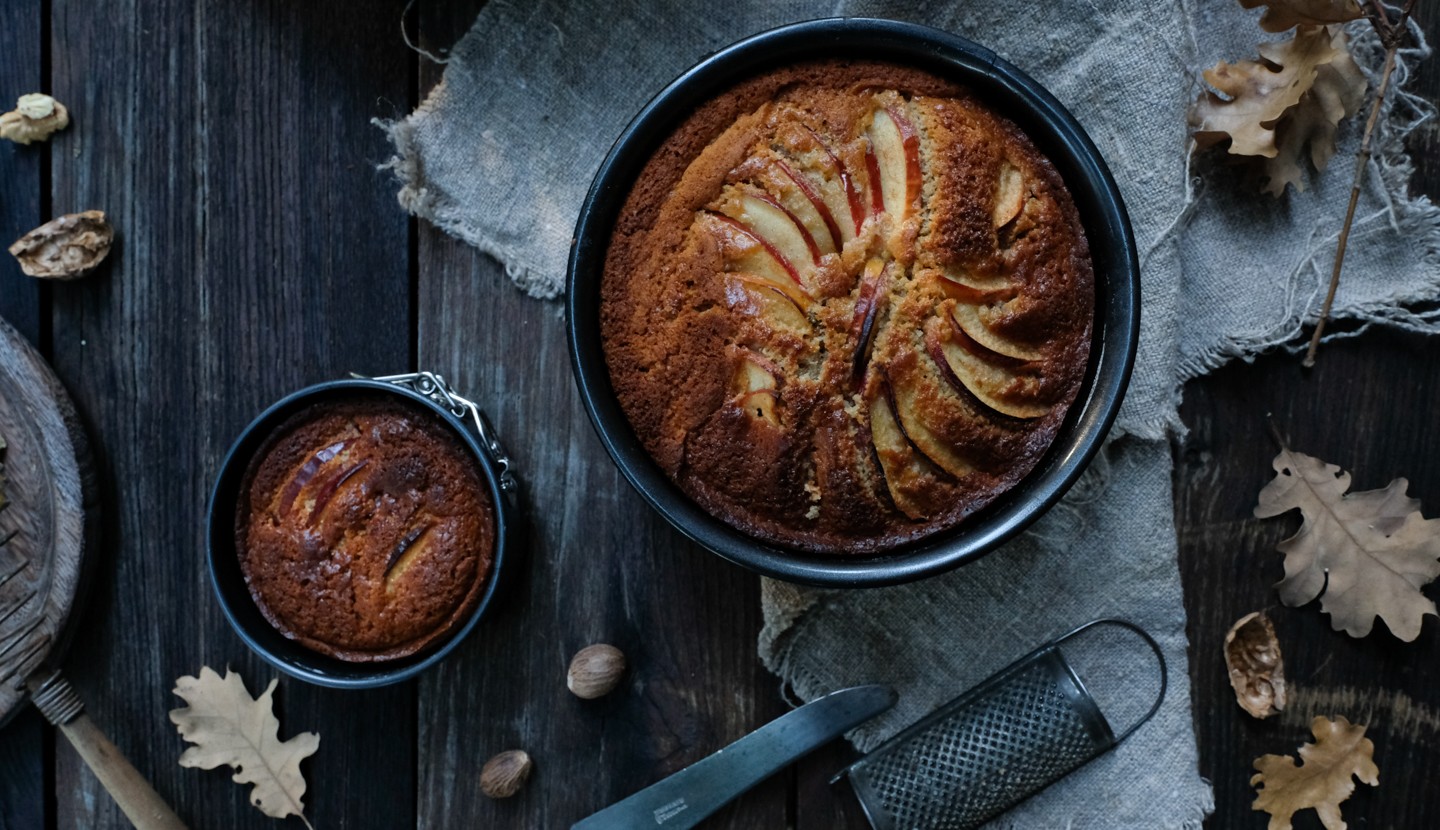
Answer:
[0, 709, 46, 830]
[46, 1, 415, 827]
[0, 3, 49, 828]
[0, 0, 44, 348]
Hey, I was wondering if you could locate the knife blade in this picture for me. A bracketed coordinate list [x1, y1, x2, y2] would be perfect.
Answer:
[571, 684, 896, 830]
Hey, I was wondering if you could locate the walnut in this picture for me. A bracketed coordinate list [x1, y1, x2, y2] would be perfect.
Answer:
[0, 94, 70, 145]
[1224, 611, 1288, 719]
[479, 750, 532, 799]
[9, 211, 113, 280]
[566, 643, 626, 699]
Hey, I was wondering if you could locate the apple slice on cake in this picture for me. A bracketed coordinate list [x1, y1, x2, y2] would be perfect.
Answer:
[865, 379, 935, 520]
[927, 320, 1049, 420]
[884, 363, 975, 479]
[731, 351, 782, 426]
[866, 104, 922, 222]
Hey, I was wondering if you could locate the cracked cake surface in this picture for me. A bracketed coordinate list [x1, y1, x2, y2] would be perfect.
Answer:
[601, 60, 1094, 555]
[236, 396, 495, 661]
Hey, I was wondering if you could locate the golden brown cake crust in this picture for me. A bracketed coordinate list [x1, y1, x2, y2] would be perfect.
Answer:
[236, 396, 495, 661]
[601, 60, 1094, 555]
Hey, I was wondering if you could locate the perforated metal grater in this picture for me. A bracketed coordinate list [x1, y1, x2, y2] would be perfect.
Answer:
[840, 619, 1166, 830]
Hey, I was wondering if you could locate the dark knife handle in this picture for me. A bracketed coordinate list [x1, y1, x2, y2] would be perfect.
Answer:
[571, 684, 895, 830]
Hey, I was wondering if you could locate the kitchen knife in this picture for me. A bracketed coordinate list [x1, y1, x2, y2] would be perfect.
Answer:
[572, 684, 896, 830]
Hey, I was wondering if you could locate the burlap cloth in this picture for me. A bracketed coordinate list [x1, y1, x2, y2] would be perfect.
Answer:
[378, 1, 1440, 826]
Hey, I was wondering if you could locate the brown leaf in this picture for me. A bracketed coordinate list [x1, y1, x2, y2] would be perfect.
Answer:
[8, 210, 114, 279]
[1252, 715, 1378, 830]
[170, 667, 319, 827]
[1239, 0, 1364, 33]
[1254, 448, 1440, 640]
[1224, 611, 1287, 718]
[1190, 25, 1367, 196]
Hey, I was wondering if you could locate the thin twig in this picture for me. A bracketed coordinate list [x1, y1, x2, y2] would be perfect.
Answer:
[1302, 0, 1418, 367]
[1303, 47, 1397, 366]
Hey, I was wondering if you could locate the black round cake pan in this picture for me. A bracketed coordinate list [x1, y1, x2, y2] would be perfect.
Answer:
[207, 374, 513, 688]
[566, 18, 1139, 588]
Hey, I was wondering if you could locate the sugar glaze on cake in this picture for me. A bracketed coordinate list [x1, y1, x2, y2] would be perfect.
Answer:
[236, 397, 495, 661]
[602, 60, 1094, 554]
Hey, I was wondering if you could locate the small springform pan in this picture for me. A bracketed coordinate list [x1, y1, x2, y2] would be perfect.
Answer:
[207, 372, 515, 689]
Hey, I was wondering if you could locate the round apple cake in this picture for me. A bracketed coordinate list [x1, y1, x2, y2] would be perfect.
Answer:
[601, 60, 1094, 554]
[236, 396, 496, 661]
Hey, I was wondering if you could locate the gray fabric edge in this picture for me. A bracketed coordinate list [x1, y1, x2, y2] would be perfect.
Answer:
[374, 93, 562, 300]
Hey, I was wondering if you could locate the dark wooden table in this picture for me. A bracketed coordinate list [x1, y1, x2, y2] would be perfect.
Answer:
[2, 3, 1437, 828]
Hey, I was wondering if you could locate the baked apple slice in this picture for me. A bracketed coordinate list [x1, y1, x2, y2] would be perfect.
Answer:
[772, 159, 841, 254]
[306, 459, 371, 525]
[993, 160, 1026, 228]
[867, 105, 922, 221]
[850, 258, 889, 383]
[722, 192, 822, 267]
[732, 351, 781, 426]
[384, 520, 435, 591]
[727, 275, 810, 334]
[865, 381, 934, 520]
[705, 213, 811, 307]
[937, 265, 1014, 297]
[801, 126, 866, 240]
[927, 322, 1049, 419]
[279, 438, 353, 516]
[886, 365, 975, 479]
[950, 301, 1040, 361]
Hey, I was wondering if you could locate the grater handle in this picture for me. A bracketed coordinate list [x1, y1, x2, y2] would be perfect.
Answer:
[572, 684, 895, 830]
[30, 671, 188, 830]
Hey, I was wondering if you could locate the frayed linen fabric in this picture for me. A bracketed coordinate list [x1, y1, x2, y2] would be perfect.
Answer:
[377, 1, 1440, 827]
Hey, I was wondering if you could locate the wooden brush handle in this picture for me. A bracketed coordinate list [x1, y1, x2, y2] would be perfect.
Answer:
[30, 671, 188, 830]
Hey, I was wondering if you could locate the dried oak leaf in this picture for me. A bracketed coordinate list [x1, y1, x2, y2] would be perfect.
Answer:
[170, 667, 319, 826]
[1254, 449, 1440, 640]
[1252, 715, 1378, 830]
[1190, 25, 1366, 196]
[1224, 611, 1287, 718]
[9, 210, 114, 279]
[1239, 0, 1364, 33]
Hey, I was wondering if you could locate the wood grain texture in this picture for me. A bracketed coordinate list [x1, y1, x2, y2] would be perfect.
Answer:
[0, 0, 44, 346]
[0, 709, 46, 830]
[43, 1, 416, 827]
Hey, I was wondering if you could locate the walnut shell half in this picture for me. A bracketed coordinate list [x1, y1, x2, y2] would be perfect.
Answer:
[1224, 611, 1287, 719]
[9, 210, 113, 280]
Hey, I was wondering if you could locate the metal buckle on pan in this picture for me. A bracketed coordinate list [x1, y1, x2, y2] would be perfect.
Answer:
[353, 371, 517, 493]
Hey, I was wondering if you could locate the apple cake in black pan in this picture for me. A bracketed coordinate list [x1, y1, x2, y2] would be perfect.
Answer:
[601, 60, 1094, 555]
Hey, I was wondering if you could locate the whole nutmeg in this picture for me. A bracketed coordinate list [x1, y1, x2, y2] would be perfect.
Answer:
[480, 749, 532, 799]
[566, 643, 626, 699]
